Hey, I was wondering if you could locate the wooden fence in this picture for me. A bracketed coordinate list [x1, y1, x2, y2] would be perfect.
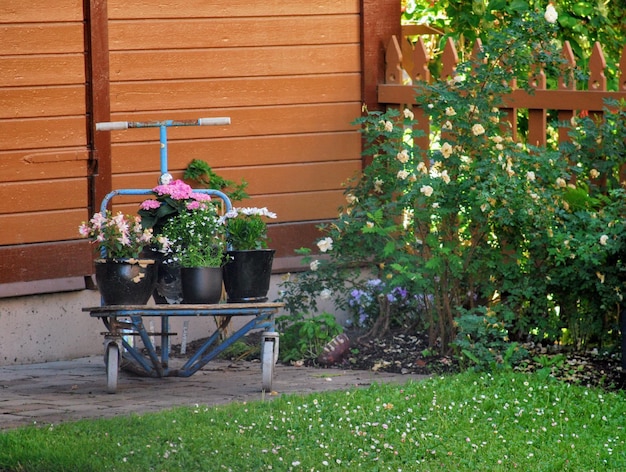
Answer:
[378, 27, 626, 150]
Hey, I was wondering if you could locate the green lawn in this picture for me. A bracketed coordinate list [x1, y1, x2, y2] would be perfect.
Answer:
[1, 371, 625, 471]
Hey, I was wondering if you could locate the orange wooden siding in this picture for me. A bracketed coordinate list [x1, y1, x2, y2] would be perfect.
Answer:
[105, 0, 363, 237]
[0, 0, 89, 256]
[0, 0, 386, 288]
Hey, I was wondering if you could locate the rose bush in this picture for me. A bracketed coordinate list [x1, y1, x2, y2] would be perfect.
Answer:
[280, 8, 625, 366]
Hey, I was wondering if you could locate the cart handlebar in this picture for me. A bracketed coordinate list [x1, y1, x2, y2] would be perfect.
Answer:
[96, 117, 231, 132]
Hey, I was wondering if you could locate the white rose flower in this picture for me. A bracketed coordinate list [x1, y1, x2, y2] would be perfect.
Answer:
[397, 170, 409, 180]
[373, 178, 384, 193]
[440, 142, 453, 158]
[556, 177, 567, 188]
[396, 149, 409, 163]
[526, 171, 536, 181]
[310, 260, 320, 271]
[545, 4, 558, 24]
[384, 120, 393, 132]
[420, 185, 434, 197]
[320, 288, 332, 300]
[440, 170, 451, 184]
[590, 169, 600, 179]
[403, 108, 414, 120]
[445, 107, 456, 116]
[471, 123, 486, 136]
[317, 237, 333, 253]
[600, 234, 609, 246]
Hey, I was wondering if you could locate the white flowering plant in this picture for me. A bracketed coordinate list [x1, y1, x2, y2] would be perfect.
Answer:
[158, 202, 226, 268]
[219, 207, 277, 251]
[280, 9, 625, 363]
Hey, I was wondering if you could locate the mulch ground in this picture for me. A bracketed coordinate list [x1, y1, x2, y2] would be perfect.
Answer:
[172, 328, 626, 393]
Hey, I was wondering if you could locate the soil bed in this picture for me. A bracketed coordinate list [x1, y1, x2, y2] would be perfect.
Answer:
[170, 328, 625, 393]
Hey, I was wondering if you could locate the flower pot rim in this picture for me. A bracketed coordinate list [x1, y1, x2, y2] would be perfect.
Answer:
[227, 248, 276, 253]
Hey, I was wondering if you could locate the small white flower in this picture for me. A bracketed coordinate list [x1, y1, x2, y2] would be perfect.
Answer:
[310, 260, 320, 271]
[403, 108, 415, 120]
[420, 185, 434, 197]
[445, 106, 456, 116]
[440, 142, 453, 158]
[472, 123, 486, 136]
[397, 170, 409, 180]
[396, 149, 410, 163]
[366, 221, 375, 229]
[373, 178, 384, 193]
[442, 120, 453, 130]
[590, 168, 600, 179]
[526, 171, 536, 181]
[600, 234, 609, 246]
[556, 177, 567, 188]
[440, 170, 451, 184]
[545, 4, 558, 24]
[320, 289, 332, 300]
[346, 193, 358, 204]
[317, 237, 333, 253]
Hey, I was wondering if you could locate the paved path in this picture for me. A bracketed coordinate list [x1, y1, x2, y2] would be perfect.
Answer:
[0, 356, 427, 430]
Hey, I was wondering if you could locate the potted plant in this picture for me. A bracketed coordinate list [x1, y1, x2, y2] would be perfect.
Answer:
[158, 201, 226, 304]
[139, 179, 217, 303]
[78, 211, 159, 305]
[220, 207, 277, 303]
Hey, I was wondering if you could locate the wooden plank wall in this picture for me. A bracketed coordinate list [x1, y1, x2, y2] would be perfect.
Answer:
[0, 0, 396, 291]
[0, 0, 92, 286]
[104, 0, 364, 259]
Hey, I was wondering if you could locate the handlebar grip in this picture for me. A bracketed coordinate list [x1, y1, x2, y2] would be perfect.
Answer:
[96, 121, 129, 131]
[198, 117, 231, 126]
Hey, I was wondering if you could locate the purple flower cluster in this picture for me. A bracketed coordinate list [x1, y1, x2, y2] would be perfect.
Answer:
[348, 279, 413, 327]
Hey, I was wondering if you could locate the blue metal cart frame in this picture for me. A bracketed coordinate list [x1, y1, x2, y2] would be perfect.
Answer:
[83, 118, 282, 393]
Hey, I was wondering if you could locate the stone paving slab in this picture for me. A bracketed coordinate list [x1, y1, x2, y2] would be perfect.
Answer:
[0, 356, 427, 430]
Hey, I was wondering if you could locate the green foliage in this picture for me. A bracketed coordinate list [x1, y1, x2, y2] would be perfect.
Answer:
[402, 0, 625, 89]
[280, 10, 626, 365]
[275, 312, 343, 363]
[453, 306, 528, 370]
[184, 159, 249, 202]
[221, 207, 277, 250]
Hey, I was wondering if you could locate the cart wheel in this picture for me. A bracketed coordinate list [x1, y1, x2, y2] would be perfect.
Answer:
[261, 340, 274, 392]
[105, 343, 119, 394]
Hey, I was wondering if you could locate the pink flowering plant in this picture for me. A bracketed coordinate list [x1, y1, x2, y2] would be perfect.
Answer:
[78, 211, 156, 260]
[138, 179, 214, 233]
[220, 207, 277, 250]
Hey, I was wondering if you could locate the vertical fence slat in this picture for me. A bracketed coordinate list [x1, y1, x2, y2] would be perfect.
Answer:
[528, 66, 547, 147]
[410, 37, 431, 84]
[618, 44, 626, 92]
[558, 41, 577, 143]
[385, 35, 403, 85]
[589, 42, 607, 91]
[440, 37, 458, 80]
